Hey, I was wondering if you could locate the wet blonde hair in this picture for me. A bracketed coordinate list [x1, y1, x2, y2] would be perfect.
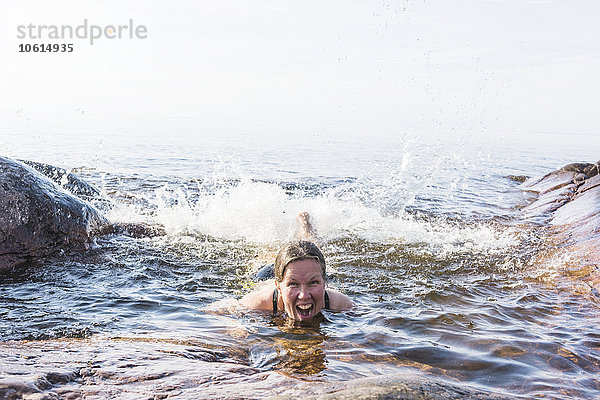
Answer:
[274, 240, 326, 282]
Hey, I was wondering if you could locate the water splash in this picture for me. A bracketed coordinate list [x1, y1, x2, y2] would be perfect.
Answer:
[103, 174, 520, 258]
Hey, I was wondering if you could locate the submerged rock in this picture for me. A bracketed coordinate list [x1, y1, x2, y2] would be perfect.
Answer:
[0, 338, 512, 400]
[273, 373, 509, 400]
[0, 157, 109, 270]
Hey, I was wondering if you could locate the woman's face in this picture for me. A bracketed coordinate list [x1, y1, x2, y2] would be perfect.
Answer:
[276, 259, 326, 322]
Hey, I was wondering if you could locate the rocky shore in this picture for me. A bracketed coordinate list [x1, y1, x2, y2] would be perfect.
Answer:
[521, 161, 600, 293]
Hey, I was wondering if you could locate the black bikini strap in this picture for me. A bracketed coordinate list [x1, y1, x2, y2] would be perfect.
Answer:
[325, 290, 330, 309]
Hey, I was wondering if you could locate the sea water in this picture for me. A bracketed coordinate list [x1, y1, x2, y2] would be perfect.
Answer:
[1, 119, 600, 398]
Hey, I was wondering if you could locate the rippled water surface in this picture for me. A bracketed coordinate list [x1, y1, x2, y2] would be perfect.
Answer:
[2, 130, 600, 398]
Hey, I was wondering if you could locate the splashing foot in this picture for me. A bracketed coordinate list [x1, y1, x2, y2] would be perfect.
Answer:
[295, 211, 318, 242]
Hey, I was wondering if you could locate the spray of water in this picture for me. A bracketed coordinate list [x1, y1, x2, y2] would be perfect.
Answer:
[103, 172, 519, 258]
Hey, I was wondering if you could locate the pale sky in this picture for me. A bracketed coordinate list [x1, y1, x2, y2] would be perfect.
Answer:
[2, 0, 599, 140]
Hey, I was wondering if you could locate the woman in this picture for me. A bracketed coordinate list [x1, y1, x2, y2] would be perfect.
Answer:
[240, 213, 353, 322]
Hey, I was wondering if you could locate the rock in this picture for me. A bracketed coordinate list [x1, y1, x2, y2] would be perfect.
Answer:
[255, 263, 275, 280]
[98, 222, 166, 238]
[0, 338, 512, 400]
[19, 160, 102, 201]
[272, 372, 509, 400]
[521, 160, 600, 293]
[0, 157, 169, 271]
[0, 157, 109, 271]
[584, 162, 600, 178]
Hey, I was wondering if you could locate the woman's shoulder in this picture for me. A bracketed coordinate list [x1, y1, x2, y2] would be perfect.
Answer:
[240, 279, 276, 310]
[326, 288, 354, 311]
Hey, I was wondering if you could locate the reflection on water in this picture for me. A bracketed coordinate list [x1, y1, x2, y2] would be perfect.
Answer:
[270, 320, 329, 376]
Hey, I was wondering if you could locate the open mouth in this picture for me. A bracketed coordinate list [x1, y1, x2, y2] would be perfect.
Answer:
[296, 304, 313, 318]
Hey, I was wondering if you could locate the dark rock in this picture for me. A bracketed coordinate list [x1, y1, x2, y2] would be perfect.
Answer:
[45, 371, 78, 385]
[255, 263, 275, 280]
[19, 160, 102, 201]
[506, 175, 529, 183]
[558, 162, 594, 174]
[0, 157, 109, 271]
[583, 160, 600, 178]
[98, 222, 167, 238]
[0, 157, 170, 270]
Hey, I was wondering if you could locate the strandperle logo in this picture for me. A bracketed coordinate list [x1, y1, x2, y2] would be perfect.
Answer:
[16, 19, 148, 45]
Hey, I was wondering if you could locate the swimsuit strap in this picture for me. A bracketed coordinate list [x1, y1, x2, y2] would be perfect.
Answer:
[272, 288, 330, 314]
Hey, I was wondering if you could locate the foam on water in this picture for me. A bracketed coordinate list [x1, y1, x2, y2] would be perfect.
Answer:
[103, 174, 520, 258]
